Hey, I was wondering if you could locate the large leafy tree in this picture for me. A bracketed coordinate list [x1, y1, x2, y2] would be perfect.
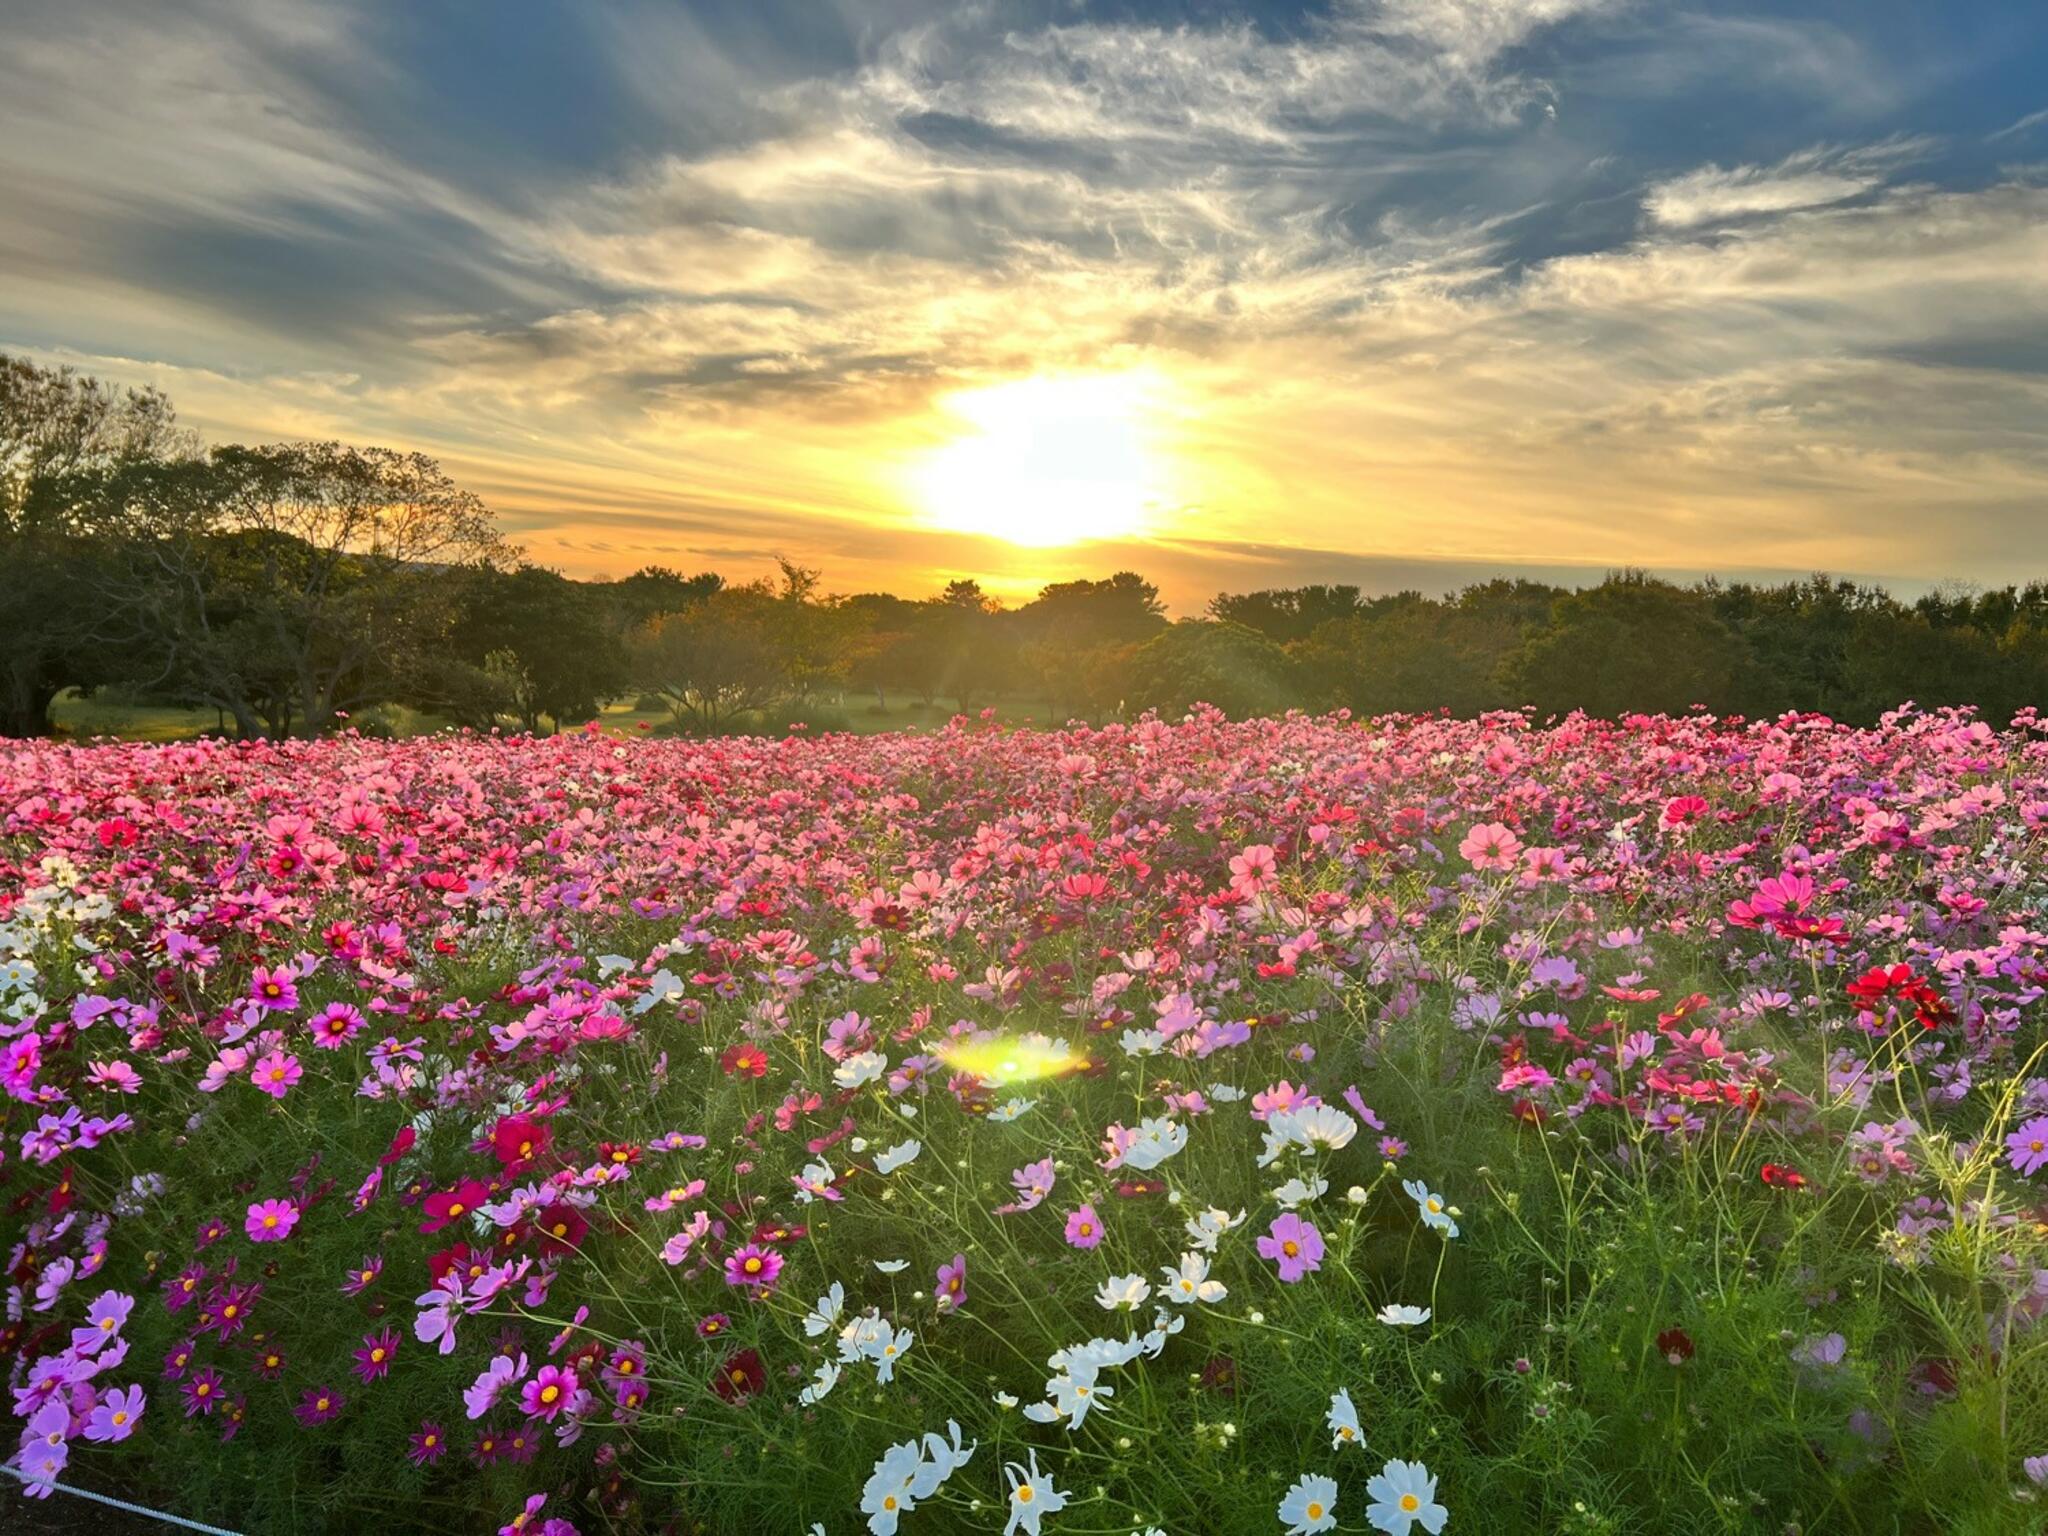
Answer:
[0, 355, 192, 735]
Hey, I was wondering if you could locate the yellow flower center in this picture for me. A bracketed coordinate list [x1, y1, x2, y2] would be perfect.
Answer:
[112, 1411, 128, 1426]
[1307, 1502, 1324, 1520]
[262, 1215, 279, 1229]
[1282, 1240, 1300, 1257]
[370, 1348, 386, 1363]
[447, 1202, 465, 1217]
[744, 1257, 763, 1274]
[1017, 1486, 1034, 1504]
[540, 1385, 559, 1404]
[1401, 1494, 1420, 1512]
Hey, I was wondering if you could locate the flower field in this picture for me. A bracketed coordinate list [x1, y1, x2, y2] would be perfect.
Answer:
[7, 706, 2048, 1535]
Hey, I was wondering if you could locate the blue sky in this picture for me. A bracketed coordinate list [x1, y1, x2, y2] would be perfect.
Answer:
[2, 0, 2045, 606]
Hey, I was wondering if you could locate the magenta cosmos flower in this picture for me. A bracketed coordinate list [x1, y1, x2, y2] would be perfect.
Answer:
[519, 1363, 579, 1421]
[295, 1383, 346, 1426]
[723, 1243, 783, 1290]
[245, 1197, 299, 1242]
[353, 1326, 401, 1382]
[1257, 1212, 1325, 1283]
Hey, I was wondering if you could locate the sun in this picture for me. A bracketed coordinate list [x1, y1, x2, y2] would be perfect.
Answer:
[908, 372, 1167, 547]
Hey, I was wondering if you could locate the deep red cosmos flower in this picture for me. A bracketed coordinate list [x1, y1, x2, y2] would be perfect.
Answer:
[711, 1347, 765, 1403]
[490, 1114, 550, 1170]
[1656, 1327, 1695, 1364]
[1760, 1162, 1809, 1190]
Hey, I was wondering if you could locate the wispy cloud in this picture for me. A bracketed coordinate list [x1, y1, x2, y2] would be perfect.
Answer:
[1, 0, 2045, 606]
[1642, 140, 1932, 228]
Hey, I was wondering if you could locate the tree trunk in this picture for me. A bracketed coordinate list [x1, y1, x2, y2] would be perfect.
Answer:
[0, 674, 58, 738]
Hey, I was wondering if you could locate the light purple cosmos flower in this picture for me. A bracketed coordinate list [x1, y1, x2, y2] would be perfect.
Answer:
[2006, 1116, 2048, 1177]
[85, 1383, 145, 1442]
[1258, 1212, 1325, 1283]
[465, 1352, 529, 1419]
[935, 1253, 968, 1312]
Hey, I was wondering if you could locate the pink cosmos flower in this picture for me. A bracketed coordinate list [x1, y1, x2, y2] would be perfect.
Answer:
[1228, 842, 1279, 896]
[249, 1049, 302, 1099]
[245, 1197, 299, 1243]
[1257, 1212, 1325, 1283]
[308, 1001, 367, 1048]
[1064, 1204, 1105, 1249]
[935, 1252, 967, 1312]
[1458, 822, 1524, 871]
[247, 965, 299, 1012]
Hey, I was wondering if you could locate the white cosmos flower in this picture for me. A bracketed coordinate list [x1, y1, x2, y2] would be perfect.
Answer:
[1327, 1387, 1364, 1450]
[1280, 1471, 1340, 1535]
[1043, 1369, 1112, 1427]
[1365, 1458, 1447, 1535]
[860, 1439, 923, 1536]
[872, 1258, 910, 1273]
[1002, 1449, 1068, 1536]
[803, 1282, 845, 1337]
[1095, 1273, 1152, 1311]
[1402, 1180, 1459, 1238]
[834, 1051, 887, 1089]
[1121, 1117, 1188, 1171]
[1161, 1251, 1227, 1305]
[989, 1098, 1036, 1122]
[1378, 1304, 1432, 1327]
[1184, 1206, 1247, 1252]
[1272, 1175, 1328, 1209]
[1119, 1028, 1165, 1056]
[793, 1160, 836, 1203]
[799, 1359, 840, 1405]
[874, 1139, 921, 1174]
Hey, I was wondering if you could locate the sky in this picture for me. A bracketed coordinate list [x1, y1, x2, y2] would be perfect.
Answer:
[2, 0, 2046, 611]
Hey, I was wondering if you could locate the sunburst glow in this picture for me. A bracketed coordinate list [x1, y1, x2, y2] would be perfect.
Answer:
[909, 373, 1167, 547]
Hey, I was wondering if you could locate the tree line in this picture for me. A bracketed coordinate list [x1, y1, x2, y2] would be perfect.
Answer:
[5, 352, 2046, 739]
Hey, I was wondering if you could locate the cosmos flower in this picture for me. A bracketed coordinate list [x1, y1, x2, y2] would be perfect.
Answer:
[1279, 1472, 1339, 1535]
[244, 1197, 299, 1243]
[1365, 1459, 1447, 1536]
[1327, 1388, 1363, 1450]
[724, 1243, 784, 1291]
[1257, 1213, 1325, 1283]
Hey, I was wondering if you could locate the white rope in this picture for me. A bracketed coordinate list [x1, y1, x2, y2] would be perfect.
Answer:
[2, 1462, 246, 1535]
